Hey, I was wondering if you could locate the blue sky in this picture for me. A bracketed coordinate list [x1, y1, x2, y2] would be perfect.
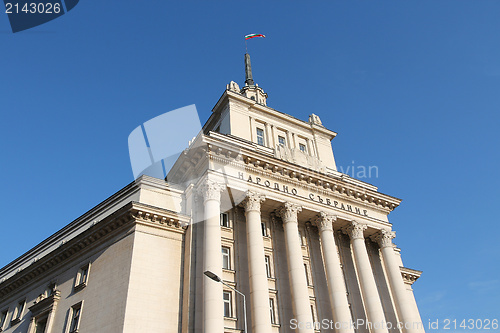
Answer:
[1, 1, 499, 329]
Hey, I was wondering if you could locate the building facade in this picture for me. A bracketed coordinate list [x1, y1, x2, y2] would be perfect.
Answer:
[0, 55, 425, 333]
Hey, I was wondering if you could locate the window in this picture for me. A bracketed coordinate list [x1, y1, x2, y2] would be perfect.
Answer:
[223, 291, 232, 317]
[11, 300, 25, 323]
[74, 264, 90, 290]
[304, 263, 310, 286]
[34, 315, 48, 333]
[299, 143, 307, 153]
[220, 213, 229, 227]
[0, 309, 8, 330]
[261, 222, 268, 237]
[265, 256, 272, 278]
[69, 302, 82, 333]
[311, 304, 317, 322]
[222, 246, 230, 270]
[256, 128, 265, 146]
[278, 136, 286, 146]
[269, 298, 276, 324]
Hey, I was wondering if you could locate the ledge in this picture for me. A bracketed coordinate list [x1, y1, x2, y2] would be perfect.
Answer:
[0, 202, 190, 299]
[400, 266, 422, 285]
[73, 283, 87, 292]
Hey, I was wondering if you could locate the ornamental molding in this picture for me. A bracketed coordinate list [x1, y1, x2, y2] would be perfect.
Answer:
[243, 191, 266, 212]
[314, 212, 337, 232]
[371, 229, 396, 248]
[0, 202, 189, 299]
[278, 202, 302, 223]
[400, 266, 422, 285]
[344, 220, 367, 240]
[29, 290, 61, 316]
[197, 179, 225, 202]
[177, 133, 400, 214]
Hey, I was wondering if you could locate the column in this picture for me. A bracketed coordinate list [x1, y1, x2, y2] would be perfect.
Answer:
[243, 191, 273, 333]
[374, 230, 423, 333]
[200, 179, 225, 333]
[265, 123, 272, 147]
[270, 124, 276, 147]
[315, 213, 354, 333]
[279, 202, 314, 333]
[345, 221, 388, 333]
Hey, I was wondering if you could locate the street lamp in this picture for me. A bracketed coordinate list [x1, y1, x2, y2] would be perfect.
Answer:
[204, 270, 248, 333]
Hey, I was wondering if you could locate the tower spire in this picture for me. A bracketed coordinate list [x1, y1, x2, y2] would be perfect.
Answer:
[244, 53, 255, 86]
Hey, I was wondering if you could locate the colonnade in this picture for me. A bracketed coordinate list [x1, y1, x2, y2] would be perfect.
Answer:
[199, 180, 421, 333]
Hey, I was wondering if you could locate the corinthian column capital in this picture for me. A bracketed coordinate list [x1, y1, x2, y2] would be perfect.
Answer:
[243, 191, 266, 212]
[345, 220, 367, 240]
[278, 202, 302, 224]
[315, 212, 337, 232]
[198, 179, 225, 202]
[373, 229, 396, 248]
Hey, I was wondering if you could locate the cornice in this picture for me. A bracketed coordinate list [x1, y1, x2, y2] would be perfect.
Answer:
[199, 134, 401, 213]
[0, 179, 141, 280]
[0, 202, 189, 299]
[171, 138, 399, 222]
[400, 266, 422, 285]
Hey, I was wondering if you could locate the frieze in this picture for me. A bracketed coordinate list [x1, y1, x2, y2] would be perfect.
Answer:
[238, 172, 370, 217]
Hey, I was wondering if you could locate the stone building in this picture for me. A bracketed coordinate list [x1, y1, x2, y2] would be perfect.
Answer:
[0, 54, 424, 333]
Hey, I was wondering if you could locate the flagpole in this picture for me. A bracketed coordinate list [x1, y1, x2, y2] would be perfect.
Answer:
[245, 38, 248, 53]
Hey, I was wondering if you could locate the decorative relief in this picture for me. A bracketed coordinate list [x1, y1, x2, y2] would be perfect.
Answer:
[274, 145, 324, 173]
[241, 154, 399, 212]
[309, 113, 323, 126]
[400, 267, 422, 285]
[243, 191, 266, 212]
[315, 212, 337, 232]
[345, 220, 367, 240]
[373, 229, 396, 248]
[278, 202, 302, 224]
[198, 179, 225, 202]
[133, 210, 188, 228]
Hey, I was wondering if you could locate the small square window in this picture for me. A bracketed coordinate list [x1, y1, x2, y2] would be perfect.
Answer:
[269, 298, 277, 324]
[223, 291, 232, 317]
[299, 143, 307, 153]
[311, 304, 317, 322]
[256, 128, 265, 146]
[0, 309, 8, 330]
[278, 136, 286, 146]
[304, 263, 310, 286]
[261, 222, 268, 237]
[34, 315, 48, 333]
[265, 256, 272, 278]
[11, 300, 25, 323]
[69, 302, 83, 333]
[220, 213, 229, 228]
[222, 247, 231, 270]
[74, 264, 90, 291]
